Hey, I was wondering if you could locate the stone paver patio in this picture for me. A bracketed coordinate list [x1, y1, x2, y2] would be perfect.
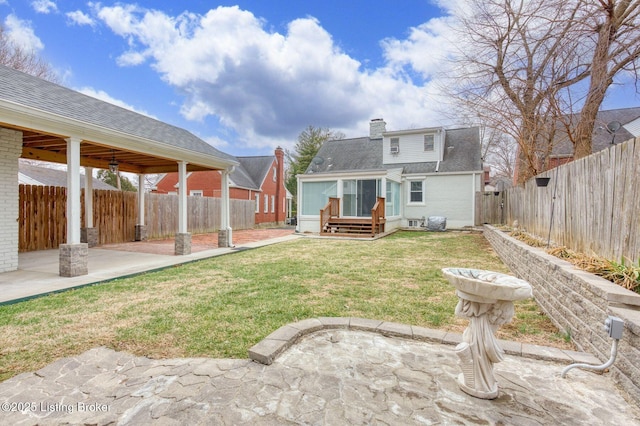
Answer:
[0, 318, 638, 425]
[100, 228, 296, 255]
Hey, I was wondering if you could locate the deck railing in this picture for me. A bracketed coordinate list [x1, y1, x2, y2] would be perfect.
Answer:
[371, 197, 386, 236]
[320, 197, 340, 232]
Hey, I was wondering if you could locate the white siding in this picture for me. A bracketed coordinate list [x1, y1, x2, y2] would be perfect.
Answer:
[0, 128, 22, 272]
[403, 174, 478, 228]
[383, 130, 444, 164]
[623, 117, 640, 137]
[386, 168, 403, 182]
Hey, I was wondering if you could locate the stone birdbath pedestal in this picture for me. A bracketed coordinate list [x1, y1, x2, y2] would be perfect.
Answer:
[442, 268, 533, 399]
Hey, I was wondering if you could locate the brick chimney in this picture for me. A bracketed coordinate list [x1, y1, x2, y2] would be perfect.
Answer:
[275, 146, 285, 223]
[369, 118, 386, 139]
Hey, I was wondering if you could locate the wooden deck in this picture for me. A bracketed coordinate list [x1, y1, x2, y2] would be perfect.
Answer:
[319, 197, 386, 238]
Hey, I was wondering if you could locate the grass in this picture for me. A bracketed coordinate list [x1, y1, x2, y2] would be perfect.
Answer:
[0, 231, 572, 382]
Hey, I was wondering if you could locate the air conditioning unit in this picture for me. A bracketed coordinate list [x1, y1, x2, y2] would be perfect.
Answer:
[390, 146, 399, 154]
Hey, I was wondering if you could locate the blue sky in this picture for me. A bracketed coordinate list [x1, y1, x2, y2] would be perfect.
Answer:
[1, 1, 638, 157]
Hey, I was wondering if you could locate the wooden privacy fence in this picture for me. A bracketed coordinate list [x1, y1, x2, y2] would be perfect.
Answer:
[476, 191, 505, 226]
[18, 187, 255, 252]
[483, 137, 640, 264]
[18, 185, 66, 252]
[144, 193, 254, 239]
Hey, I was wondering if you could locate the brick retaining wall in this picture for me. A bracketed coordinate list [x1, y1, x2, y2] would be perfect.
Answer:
[484, 225, 640, 406]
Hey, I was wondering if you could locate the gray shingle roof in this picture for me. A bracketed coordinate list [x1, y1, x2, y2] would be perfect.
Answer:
[551, 107, 640, 157]
[19, 163, 116, 190]
[237, 156, 275, 188]
[305, 137, 385, 174]
[305, 127, 482, 175]
[227, 155, 276, 190]
[0, 65, 236, 163]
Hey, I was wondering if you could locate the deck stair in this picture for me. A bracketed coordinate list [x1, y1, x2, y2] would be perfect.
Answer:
[322, 217, 377, 237]
[319, 196, 386, 238]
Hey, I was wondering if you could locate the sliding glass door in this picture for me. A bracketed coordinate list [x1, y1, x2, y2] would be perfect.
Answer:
[342, 179, 380, 217]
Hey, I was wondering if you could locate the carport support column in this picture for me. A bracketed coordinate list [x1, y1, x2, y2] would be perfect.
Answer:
[0, 128, 22, 273]
[135, 173, 147, 241]
[218, 167, 233, 248]
[81, 166, 98, 247]
[60, 137, 88, 277]
[175, 161, 191, 255]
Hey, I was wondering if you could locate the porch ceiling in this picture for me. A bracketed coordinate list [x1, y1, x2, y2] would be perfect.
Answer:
[12, 126, 222, 174]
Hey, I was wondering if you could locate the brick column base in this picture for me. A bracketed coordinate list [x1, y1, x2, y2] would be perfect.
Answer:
[135, 225, 147, 241]
[59, 243, 89, 277]
[81, 227, 98, 248]
[218, 229, 232, 248]
[175, 233, 191, 255]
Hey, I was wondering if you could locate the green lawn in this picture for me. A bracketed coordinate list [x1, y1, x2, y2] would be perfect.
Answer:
[0, 231, 571, 382]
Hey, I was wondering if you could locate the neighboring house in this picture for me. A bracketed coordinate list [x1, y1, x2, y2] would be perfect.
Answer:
[548, 107, 640, 169]
[19, 162, 116, 190]
[530, 107, 640, 176]
[297, 119, 483, 235]
[154, 147, 289, 225]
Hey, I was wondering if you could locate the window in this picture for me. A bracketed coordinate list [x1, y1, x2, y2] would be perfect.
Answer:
[272, 166, 277, 182]
[271, 195, 275, 213]
[424, 134, 435, 151]
[264, 194, 269, 213]
[386, 180, 400, 216]
[255, 194, 260, 213]
[189, 190, 203, 196]
[301, 181, 337, 215]
[409, 181, 423, 203]
[390, 137, 399, 154]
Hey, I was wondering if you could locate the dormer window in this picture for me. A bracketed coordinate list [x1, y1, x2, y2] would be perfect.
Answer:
[390, 137, 399, 154]
[424, 134, 435, 151]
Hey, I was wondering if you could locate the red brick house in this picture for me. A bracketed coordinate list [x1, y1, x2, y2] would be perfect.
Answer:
[154, 147, 288, 225]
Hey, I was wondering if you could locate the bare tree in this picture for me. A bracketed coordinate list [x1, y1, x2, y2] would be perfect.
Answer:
[443, 0, 592, 184]
[485, 133, 517, 182]
[0, 24, 58, 81]
[572, 0, 640, 158]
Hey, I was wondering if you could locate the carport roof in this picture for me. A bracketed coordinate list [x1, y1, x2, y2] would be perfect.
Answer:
[0, 65, 237, 174]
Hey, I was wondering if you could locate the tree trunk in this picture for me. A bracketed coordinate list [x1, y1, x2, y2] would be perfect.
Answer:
[573, 8, 617, 159]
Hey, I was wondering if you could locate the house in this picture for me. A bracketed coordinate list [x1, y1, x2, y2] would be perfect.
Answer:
[296, 119, 483, 236]
[547, 106, 640, 169]
[512, 106, 640, 183]
[154, 147, 289, 226]
[0, 64, 237, 277]
[19, 162, 116, 190]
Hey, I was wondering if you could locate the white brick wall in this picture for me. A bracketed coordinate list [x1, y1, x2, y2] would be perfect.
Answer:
[0, 128, 22, 272]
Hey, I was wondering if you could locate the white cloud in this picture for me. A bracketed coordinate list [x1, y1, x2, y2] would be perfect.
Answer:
[66, 10, 95, 27]
[77, 87, 156, 118]
[4, 14, 44, 52]
[380, 16, 455, 79]
[93, 4, 455, 150]
[31, 0, 57, 14]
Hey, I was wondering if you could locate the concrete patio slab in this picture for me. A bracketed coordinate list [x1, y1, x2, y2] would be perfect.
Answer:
[0, 228, 298, 304]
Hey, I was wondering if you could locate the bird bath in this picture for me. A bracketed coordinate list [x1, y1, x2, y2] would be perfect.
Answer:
[442, 268, 533, 399]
